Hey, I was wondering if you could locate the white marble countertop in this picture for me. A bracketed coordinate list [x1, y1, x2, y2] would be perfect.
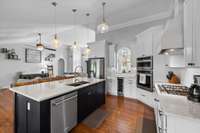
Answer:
[10, 78, 105, 102]
[155, 83, 200, 121]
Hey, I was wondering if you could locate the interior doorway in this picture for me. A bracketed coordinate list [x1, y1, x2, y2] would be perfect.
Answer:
[58, 58, 65, 76]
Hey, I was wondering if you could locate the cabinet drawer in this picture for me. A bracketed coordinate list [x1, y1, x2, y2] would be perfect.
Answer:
[137, 89, 153, 107]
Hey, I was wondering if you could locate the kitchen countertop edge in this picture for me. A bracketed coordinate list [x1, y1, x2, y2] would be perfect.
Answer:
[9, 78, 105, 102]
[154, 83, 200, 121]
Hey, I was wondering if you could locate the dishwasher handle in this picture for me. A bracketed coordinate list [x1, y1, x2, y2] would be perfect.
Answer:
[52, 95, 77, 106]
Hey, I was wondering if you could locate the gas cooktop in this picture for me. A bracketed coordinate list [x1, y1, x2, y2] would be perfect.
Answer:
[158, 84, 189, 96]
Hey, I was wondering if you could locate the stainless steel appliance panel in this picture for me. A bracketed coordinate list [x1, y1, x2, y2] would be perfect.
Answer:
[136, 56, 153, 92]
[136, 56, 153, 70]
[87, 58, 105, 79]
[51, 92, 77, 133]
[137, 70, 153, 92]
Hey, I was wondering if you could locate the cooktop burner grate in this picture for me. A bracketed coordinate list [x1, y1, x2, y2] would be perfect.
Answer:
[158, 84, 189, 96]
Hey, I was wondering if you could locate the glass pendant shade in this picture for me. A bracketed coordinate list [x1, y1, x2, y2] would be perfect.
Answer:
[72, 41, 78, 49]
[36, 33, 44, 51]
[97, 2, 109, 33]
[52, 34, 60, 49]
[97, 21, 109, 34]
[85, 46, 91, 54]
[36, 43, 44, 51]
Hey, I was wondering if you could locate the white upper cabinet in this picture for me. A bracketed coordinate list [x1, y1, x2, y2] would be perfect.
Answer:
[184, 0, 194, 66]
[108, 44, 116, 68]
[136, 29, 153, 57]
[194, 0, 200, 67]
[88, 40, 107, 58]
[184, 0, 200, 67]
[136, 26, 163, 57]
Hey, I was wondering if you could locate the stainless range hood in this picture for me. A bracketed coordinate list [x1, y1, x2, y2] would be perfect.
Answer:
[160, 0, 184, 55]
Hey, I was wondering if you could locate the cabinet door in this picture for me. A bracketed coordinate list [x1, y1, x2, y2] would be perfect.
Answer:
[107, 78, 118, 96]
[108, 44, 116, 68]
[136, 30, 153, 57]
[143, 33, 153, 56]
[78, 87, 91, 122]
[89, 84, 98, 113]
[124, 78, 137, 99]
[27, 100, 40, 133]
[152, 26, 163, 55]
[136, 37, 145, 57]
[96, 81, 105, 106]
[89, 41, 106, 58]
[184, 0, 195, 66]
[136, 88, 153, 107]
[15, 94, 28, 133]
[194, 0, 200, 67]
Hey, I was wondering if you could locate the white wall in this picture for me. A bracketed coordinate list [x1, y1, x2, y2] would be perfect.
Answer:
[0, 26, 96, 89]
[0, 43, 68, 88]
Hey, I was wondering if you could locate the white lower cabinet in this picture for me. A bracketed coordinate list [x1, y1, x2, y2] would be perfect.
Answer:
[107, 78, 117, 96]
[123, 78, 137, 99]
[136, 88, 154, 107]
[107, 77, 153, 107]
[154, 97, 200, 133]
[162, 114, 200, 133]
[172, 116, 200, 133]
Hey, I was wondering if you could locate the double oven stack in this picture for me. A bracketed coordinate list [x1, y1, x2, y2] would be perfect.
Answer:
[136, 56, 153, 92]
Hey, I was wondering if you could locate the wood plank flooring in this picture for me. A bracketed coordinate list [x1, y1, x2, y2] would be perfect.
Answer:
[0, 89, 14, 133]
[0, 90, 155, 133]
[71, 95, 155, 133]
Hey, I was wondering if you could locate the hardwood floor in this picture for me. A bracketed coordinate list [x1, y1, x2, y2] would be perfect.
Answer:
[0, 90, 155, 133]
[0, 89, 14, 133]
[71, 95, 155, 133]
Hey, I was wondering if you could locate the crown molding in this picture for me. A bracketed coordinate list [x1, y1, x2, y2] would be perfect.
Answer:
[109, 10, 173, 32]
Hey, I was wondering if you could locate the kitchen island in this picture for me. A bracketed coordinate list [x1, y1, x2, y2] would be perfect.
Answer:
[10, 78, 105, 133]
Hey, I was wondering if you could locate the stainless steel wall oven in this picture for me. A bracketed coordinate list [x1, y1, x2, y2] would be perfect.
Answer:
[136, 56, 153, 92]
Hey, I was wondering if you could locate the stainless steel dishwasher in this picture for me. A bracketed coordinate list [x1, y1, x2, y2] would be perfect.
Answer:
[51, 91, 77, 133]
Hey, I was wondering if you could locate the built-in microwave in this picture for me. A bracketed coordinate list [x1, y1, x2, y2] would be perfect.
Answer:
[136, 56, 153, 70]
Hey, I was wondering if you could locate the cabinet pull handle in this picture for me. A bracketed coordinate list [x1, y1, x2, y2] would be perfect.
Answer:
[158, 127, 163, 133]
[164, 114, 167, 133]
[154, 98, 159, 102]
[188, 63, 195, 66]
[53, 95, 77, 106]
[159, 110, 164, 116]
[27, 102, 30, 111]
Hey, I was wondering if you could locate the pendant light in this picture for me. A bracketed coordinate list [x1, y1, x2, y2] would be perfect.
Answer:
[52, 2, 60, 48]
[72, 9, 79, 49]
[85, 13, 91, 55]
[36, 33, 44, 51]
[97, 2, 109, 34]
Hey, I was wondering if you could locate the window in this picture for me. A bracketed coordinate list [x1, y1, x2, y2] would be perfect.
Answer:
[117, 47, 132, 73]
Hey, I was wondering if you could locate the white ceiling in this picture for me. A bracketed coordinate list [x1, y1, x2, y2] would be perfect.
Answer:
[0, 0, 172, 45]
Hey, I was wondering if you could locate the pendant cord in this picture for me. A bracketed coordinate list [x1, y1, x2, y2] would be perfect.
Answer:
[102, 2, 106, 22]
[72, 9, 77, 44]
[86, 13, 90, 45]
[52, 2, 57, 35]
[38, 33, 41, 44]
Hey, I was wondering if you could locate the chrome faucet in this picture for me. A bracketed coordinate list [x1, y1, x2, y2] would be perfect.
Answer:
[74, 65, 84, 82]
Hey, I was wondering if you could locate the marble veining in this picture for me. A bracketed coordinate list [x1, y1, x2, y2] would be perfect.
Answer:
[155, 83, 200, 121]
[10, 78, 105, 102]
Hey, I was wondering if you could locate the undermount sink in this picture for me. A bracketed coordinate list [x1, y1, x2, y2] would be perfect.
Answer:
[67, 81, 89, 87]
